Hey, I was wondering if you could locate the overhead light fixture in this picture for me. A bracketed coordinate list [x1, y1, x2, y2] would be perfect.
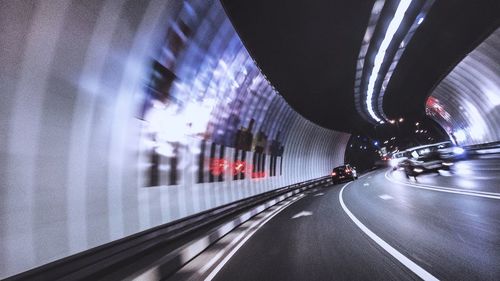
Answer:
[365, 0, 413, 122]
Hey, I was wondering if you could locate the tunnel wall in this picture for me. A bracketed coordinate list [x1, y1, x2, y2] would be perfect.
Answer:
[426, 27, 500, 146]
[0, 0, 350, 277]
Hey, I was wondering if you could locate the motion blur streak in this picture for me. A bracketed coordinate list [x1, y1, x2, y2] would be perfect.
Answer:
[0, 0, 350, 278]
[426, 27, 500, 146]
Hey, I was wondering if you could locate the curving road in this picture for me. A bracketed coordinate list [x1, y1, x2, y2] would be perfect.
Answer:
[172, 159, 500, 281]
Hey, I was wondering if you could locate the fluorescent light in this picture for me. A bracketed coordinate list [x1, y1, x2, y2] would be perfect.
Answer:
[365, 0, 413, 122]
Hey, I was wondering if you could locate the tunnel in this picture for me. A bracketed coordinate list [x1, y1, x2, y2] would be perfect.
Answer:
[1, 0, 499, 280]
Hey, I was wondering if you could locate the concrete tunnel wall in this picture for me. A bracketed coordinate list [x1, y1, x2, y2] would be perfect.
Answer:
[426, 27, 500, 146]
[0, 0, 350, 277]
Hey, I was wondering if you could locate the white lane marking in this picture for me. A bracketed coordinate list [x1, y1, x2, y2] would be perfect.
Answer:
[204, 194, 305, 281]
[385, 170, 500, 200]
[339, 182, 439, 281]
[363, 183, 370, 186]
[291, 211, 313, 219]
[378, 194, 393, 200]
[314, 192, 325, 196]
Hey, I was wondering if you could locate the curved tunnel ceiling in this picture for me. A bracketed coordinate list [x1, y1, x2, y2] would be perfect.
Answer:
[426, 27, 500, 146]
[222, 0, 500, 135]
[382, 0, 500, 119]
[221, 0, 376, 133]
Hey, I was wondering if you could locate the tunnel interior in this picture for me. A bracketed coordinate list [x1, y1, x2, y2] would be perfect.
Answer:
[1, 0, 499, 279]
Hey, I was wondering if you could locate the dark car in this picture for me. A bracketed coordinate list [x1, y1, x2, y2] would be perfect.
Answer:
[401, 149, 453, 178]
[331, 164, 357, 184]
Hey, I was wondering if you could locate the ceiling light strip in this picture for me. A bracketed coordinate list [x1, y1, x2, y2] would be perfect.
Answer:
[365, 0, 413, 123]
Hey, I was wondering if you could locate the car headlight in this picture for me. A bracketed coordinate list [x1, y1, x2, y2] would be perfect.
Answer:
[452, 147, 465, 155]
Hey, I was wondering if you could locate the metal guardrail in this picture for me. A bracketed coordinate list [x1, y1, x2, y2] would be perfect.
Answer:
[6, 176, 331, 281]
[465, 141, 500, 158]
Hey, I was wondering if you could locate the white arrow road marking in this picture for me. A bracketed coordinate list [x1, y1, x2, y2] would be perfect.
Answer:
[379, 194, 393, 200]
[314, 193, 325, 197]
[291, 211, 313, 219]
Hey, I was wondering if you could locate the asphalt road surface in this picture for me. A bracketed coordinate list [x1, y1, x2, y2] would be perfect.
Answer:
[210, 159, 500, 281]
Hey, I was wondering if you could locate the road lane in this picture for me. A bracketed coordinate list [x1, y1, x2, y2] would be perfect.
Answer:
[343, 169, 500, 280]
[211, 180, 418, 281]
[175, 162, 500, 281]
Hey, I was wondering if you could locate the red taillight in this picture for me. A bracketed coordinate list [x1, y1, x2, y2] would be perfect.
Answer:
[332, 172, 337, 176]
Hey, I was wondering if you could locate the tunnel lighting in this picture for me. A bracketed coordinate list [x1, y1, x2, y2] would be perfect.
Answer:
[398, 117, 404, 122]
[365, 0, 413, 122]
[415, 122, 419, 126]
[453, 147, 465, 155]
[417, 17, 424, 25]
[389, 120, 396, 124]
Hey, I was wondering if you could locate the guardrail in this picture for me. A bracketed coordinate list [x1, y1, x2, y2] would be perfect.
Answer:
[6, 176, 331, 281]
[465, 141, 500, 159]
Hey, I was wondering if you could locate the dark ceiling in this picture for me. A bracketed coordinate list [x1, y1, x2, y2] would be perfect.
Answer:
[221, 0, 500, 137]
[383, 0, 500, 119]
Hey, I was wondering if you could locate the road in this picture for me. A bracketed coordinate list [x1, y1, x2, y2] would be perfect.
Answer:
[172, 159, 500, 281]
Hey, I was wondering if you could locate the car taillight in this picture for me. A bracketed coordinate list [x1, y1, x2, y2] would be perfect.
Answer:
[332, 172, 336, 176]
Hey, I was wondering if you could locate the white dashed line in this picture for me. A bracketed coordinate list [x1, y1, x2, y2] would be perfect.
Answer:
[378, 194, 393, 200]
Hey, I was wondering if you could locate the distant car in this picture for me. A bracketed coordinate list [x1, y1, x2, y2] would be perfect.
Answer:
[401, 149, 453, 178]
[435, 141, 467, 161]
[389, 151, 409, 170]
[331, 164, 357, 184]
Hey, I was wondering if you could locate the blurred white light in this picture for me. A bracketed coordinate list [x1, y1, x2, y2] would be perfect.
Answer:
[399, 117, 404, 122]
[452, 147, 465, 155]
[417, 17, 424, 25]
[365, 0, 412, 122]
[454, 130, 467, 143]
